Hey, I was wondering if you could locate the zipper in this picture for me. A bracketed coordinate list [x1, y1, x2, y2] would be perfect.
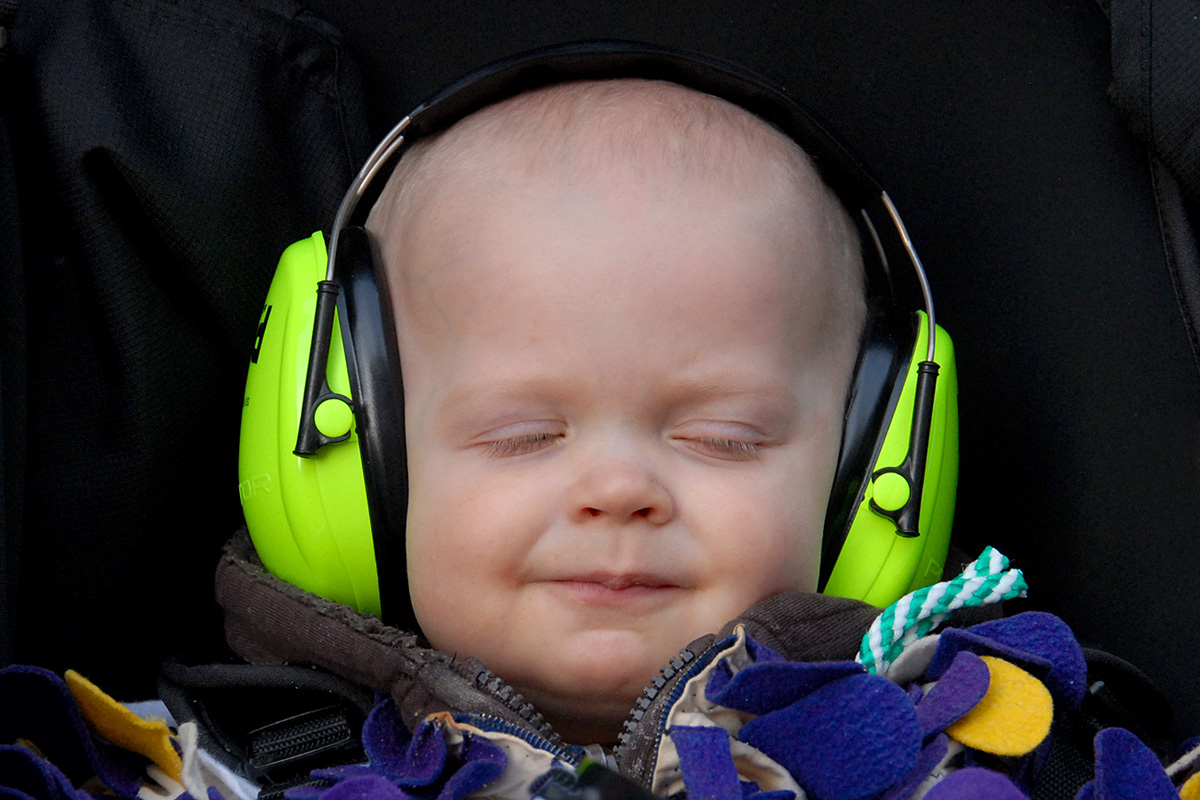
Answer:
[467, 635, 737, 775]
[471, 664, 561, 742]
[455, 711, 586, 765]
[612, 635, 735, 765]
[248, 707, 352, 765]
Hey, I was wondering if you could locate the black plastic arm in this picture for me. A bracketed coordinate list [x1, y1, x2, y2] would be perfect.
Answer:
[869, 361, 939, 537]
[294, 280, 354, 456]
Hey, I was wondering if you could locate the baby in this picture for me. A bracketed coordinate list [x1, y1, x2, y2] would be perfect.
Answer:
[364, 79, 867, 747]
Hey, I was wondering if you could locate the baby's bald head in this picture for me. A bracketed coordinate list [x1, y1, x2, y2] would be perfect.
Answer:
[366, 79, 866, 377]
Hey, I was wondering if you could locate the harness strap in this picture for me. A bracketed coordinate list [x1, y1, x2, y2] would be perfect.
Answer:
[158, 660, 373, 791]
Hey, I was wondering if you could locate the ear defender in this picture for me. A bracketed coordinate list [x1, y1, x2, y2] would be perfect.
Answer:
[821, 311, 958, 606]
[237, 42, 960, 622]
[238, 231, 381, 617]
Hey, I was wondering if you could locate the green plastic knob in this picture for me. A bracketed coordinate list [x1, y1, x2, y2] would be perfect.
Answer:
[873, 471, 911, 512]
[315, 397, 354, 439]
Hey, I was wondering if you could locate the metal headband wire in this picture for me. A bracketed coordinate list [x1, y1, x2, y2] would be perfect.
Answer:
[326, 116, 413, 283]
[881, 192, 937, 363]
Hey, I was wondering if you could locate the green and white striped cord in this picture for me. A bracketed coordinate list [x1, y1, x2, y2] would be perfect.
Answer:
[857, 546, 1028, 676]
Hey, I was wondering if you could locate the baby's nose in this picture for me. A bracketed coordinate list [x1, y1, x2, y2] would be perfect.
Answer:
[571, 458, 674, 525]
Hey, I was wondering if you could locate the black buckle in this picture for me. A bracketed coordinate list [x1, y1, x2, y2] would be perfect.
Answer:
[244, 704, 362, 784]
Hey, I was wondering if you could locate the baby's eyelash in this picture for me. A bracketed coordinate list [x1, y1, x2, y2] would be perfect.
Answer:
[689, 437, 763, 460]
[484, 432, 562, 457]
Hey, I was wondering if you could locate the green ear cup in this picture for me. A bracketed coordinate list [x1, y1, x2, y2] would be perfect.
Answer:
[238, 232, 382, 616]
[823, 311, 958, 606]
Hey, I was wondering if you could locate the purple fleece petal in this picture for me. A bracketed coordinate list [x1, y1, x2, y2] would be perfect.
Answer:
[308, 764, 377, 782]
[318, 775, 407, 800]
[926, 628, 1053, 685]
[362, 699, 415, 782]
[959, 745, 1041, 791]
[670, 726, 742, 800]
[746, 792, 794, 800]
[745, 638, 785, 665]
[394, 720, 449, 788]
[0, 666, 143, 795]
[916, 651, 990, 740]
[880, 735, 949, 800]
[1177, 735, 1200, 761]
[739, 674, 919, 800]
[1091, 727, 1177, 800]
[740, 781, 797, 800]
[962, 613, 1086, 708]
[706, 661, 864, 715]
[284, 785, 331, 800]
[923, 768, 1029, 799]
[435, 733, 507, 800]
[0, 746, 87, 800]
[1074, 784, 1095, 800]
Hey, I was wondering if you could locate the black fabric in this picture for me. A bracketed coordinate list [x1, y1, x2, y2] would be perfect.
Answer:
[0, 0, 370, 696]
[1030, 708, 1097, 800]
[1110, 0, 1200, 374]
[1110, 0, 1200, 230]
[0, 0, 24, 671]
[1151, 159, 1200, 374]
[1031, 647, 1177, 799]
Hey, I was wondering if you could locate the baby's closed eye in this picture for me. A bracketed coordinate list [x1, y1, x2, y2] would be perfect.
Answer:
[677, 435, 764, 460]
[483, 431, 565, 457]
[669, 419, 776, 462]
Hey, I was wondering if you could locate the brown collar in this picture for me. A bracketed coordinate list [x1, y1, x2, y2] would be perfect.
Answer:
[216, 529, 880, 779]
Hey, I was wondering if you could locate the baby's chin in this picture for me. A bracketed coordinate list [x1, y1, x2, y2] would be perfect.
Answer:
[503, 631, 689, 746]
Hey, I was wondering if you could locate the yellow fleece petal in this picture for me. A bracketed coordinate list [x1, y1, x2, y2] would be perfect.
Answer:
[944, 656, 1053, 757]
[1180, 771, 1200, 800]
[65, 669, 183, 783]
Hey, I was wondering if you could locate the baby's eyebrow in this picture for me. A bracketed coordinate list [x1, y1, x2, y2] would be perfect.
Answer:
[441, 373, 795, 407]
[660, 373, 798, 406]
[660, 374, 818, 436]
[439, 378, 563, 410]
[433, 378, 569, 433]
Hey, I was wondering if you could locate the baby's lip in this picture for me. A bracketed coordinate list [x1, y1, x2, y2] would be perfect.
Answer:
[556, 571, 681, 590]
[546, 572, 685, 607]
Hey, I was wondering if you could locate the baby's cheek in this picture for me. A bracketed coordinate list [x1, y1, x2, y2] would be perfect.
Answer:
[732, 516, 821, 597]
[407, 530, 468, 636]
[410, 575, 485, 659]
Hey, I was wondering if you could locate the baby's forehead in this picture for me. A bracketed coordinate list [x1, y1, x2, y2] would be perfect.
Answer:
[366, 79, 867, 381]
[373, 80, 828, 237]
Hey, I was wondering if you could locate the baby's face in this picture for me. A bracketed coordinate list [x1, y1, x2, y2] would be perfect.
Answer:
[392, 146, 851, 745]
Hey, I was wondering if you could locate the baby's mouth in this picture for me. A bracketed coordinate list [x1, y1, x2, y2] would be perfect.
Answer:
[550, 573, 682, 606]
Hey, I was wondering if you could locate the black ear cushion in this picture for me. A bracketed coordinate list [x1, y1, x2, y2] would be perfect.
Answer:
[337, 225, 415, 629]
[818, 306, 917, 591]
